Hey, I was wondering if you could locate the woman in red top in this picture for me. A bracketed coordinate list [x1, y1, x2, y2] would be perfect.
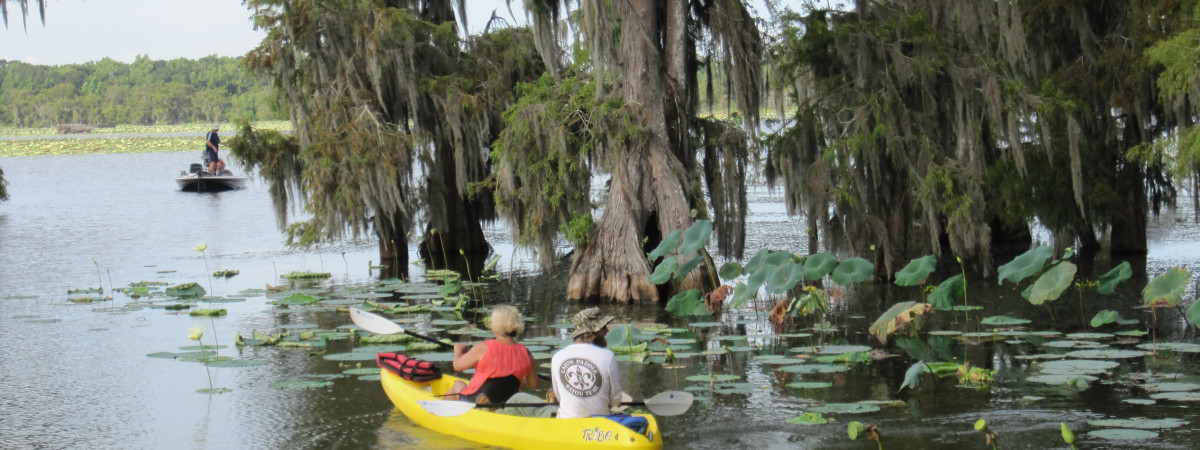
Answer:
[448, 305, 538, 403]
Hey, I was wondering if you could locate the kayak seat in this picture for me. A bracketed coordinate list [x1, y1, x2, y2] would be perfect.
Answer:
[595, 413, 649, 434]
[462, 375, 521, 404]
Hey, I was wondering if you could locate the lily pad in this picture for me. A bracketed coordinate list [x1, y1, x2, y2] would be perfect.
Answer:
[1026, 374, 1098, 385]
[786, 381, 834, 389]
[807, 403, 881, 414]
[1088, 418, 1186, 430]
[1136, 342, 1200, 353]
[980, 315, 1031, 326]
[1063, 349, 1147, 359]
[1123, 399, 1156, 405]
[1150, 391, 1200, 401]
[205, 359, 270, 368]
[1038, 359, 1119, 375]
[786, 412, 831, 425]
[776, 364, 851, 374]
[1086, 428, 1158, 440]
[1141, 382, 1200, 392]
[685, 374, 741, 383]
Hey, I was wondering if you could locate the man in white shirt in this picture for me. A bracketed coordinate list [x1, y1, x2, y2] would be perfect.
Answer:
[550, 307, 623, 419]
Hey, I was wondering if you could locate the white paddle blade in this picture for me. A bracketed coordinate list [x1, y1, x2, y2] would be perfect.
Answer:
[349, 307, 405, 335]
[419, 400, 477, 417]
[643, 391, 693, 416]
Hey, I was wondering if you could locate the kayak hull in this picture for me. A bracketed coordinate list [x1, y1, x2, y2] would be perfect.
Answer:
[380, 369, 662, 449]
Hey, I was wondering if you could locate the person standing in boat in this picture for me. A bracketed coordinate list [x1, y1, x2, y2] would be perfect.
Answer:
[448, 305, 539, 403]
[550, 307, 623, 419]
[204, 124, 225, 175]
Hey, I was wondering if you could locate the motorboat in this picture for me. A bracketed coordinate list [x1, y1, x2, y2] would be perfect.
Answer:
[176, 162, 247, 192]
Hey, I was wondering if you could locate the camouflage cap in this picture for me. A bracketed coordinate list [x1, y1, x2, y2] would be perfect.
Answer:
[569, 307, 615, 339]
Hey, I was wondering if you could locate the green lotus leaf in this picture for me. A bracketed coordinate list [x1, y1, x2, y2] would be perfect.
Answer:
[685, 374, 740, 382]
[894, 255, 937, 286]
[1063, 349, 1147, 359]
[1088, 418, 1187, 430]
[649, 257, 678, 285]
[1090, 310, 1121, 328]
[1136, 342, 1200, 353]
[764, 261, 802, 295]
[665, 289, 706, 316]
[673, 255, 706, 283]
[787, 412, 831, 425]
[1150, 391, 1200, 401]
[1141, 382, 1200, 392]
[802, 252, 838, 281]
[1096, 261, 1132, 294]
[1143, 266, 1191, 308]
[1038, 359, 1119, 375]
[1028, 262, 1076, 305]
[786, 381, 834, 389]
[274, 293, 319, 306]
[980, 315, 1030, 326]
[830, 257, 874, 285]
[807, 403, 880, 414]
[166, 282, 206, 298]
[718, 262, 744, 280]
[997, 245, 1053, 285]
[926, 274, 963, 310]
[1086, 429, 1158, 440]
[677, 220, 713, 255]
[775, 364, 850, 374]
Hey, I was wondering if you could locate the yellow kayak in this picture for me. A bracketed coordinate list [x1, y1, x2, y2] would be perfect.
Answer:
[379, 369, 663, 449]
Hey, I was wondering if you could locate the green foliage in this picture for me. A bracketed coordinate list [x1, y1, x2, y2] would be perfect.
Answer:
[1096, 262, 1133, 295]
[869, 301, 932, 344]
[665, 289, 707, 316]
[718, 262, 744, 280]
[0, 57, 281, 127]
[997, 246, 1054, 285]
[830, 257, 874, 285]
[1026, 262, 1077, 305]
[1143, 267, 1191, 308]
[927, 274, 964, 310]
[559, 213, 595, 248]
[894, 255, 937, 286]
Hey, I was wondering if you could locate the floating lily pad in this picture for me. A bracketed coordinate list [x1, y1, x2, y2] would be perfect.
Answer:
[928, 330, 963, 336]
[278, 323, 320, 330]
[1137, 342, 1200, 353]
[1086, 428, 1158, 440]
[1014, 354, 1066, 361]
[343, 368, 381, 375]
[1038, 359, 1119, 375]
[206, 359, 270, 368]
[323, 352, 380, 361]
[1063, 349, 1147, 359]
[786, 412, 831, 425]
[166, 282, 206, 297]
[980, 315, 1031, 326]
[809, 345, 872, 354]
[270, 380, 334, 389]
[786, 382, 833, 389]
[1141, 382, 1200, 392]
[685, 374, 740, 383]
[273, 293, 320, 306]
[1088, 418, 1187, 429]
[1026, 374, 1098, 385]
[1150, 391, 1200, 401]
[1065, 332, 1114, 340]
[776, 364, 851, 374]
[688, 321, 723, 328]
[1123, 398, 1156, 405]
[414, 351, 455, 362]
[806, 403, 881, 414]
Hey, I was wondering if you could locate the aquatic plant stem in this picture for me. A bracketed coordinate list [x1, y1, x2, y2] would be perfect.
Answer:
[460, 249, 482, 307]
[209, 316, 220, 349]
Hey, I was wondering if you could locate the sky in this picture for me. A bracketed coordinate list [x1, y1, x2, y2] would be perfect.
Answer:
[0, 0, 525, 65]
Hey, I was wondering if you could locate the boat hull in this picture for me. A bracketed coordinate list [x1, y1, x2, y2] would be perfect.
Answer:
[380, 369, 662, 450]
[175, 174, 247, 192]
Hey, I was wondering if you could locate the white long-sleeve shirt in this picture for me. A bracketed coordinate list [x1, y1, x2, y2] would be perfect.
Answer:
[550, 343, 623, 419]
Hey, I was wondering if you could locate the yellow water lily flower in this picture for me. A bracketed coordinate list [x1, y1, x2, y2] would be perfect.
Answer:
[194, 242, 208, 253]
[188, 326, 205, 341]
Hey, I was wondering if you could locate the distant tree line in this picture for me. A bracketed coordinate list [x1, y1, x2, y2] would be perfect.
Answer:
[0, 55, 284, 127]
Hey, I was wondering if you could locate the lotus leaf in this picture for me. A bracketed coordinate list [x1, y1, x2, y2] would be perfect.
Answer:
[673, 255, 707, 283]
[927, 275, 964, 310]
[1025, 374, 1098, 385]
[786, 412, 830, 425]
[1090, 310, 1122, 328]
[801, 252, 838, 281]
[894, 255, 937, 286]
[1143, 267, 1191, 308]
[1064, 332, 1114, 340]
[676, 220, 713, 255]
[980, 315, 1031, 326]
[718, 261, 744, 280]
[282, 271, 331, 279]
[764, 262, 803, 294]
[814, 352, 870, 364]
[205, 359, 269, 368]
[1038, 359, 1119, 375]
[1097, 262, 1133, 294]
[1142, 382, 1200, 392]
[809, 345, 872, 354]
[274, 293, 319, 306]
[1136, 342, 1200, 353]
[1089, 418, 1186, 429]
[776, 364, 850, 374]
[869, 301, 932, 344]
[665, 289, 706, 316]
[166, 282, 206, 297]
[830, 257, 874, 285]
[786, 381, 833, 389]
[1027, 262, 1076, 305]
[1123, 399, 1156, 405]
[1064, 349, 1147, 359]
[1150, 391, 1200, 401]
[807, 403, 881, 414]
[1086, 429, 1158, 440]
[188, 308, 227, 317]
[685, 374, 740, 383]
[997, 245, 1053, 285]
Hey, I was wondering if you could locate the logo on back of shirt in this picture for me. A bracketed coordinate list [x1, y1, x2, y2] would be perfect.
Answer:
[559, 357, 603, 398]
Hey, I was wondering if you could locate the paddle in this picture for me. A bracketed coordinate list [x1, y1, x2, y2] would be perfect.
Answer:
[417, 390, 695, 417]
[348, 307, 551, 381]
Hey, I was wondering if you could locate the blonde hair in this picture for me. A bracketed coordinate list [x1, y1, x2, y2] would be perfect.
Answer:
[490, 305, 525, 338]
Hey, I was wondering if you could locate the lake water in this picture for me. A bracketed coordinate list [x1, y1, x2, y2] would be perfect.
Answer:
[1, 152, 1199, 449]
